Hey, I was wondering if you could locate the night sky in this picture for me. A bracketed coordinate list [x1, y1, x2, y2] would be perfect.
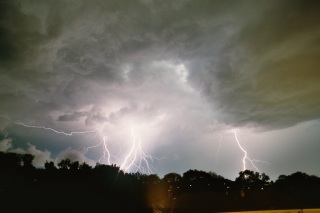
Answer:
[0, 0, 320, 180]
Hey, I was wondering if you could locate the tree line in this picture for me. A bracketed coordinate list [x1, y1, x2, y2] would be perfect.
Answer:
[1, 151, 320, 212]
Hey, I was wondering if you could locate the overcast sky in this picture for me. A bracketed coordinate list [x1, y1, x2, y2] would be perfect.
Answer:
[0, 0, 319, 180]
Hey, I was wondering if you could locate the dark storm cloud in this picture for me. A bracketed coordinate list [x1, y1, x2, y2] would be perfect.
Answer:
[1, 0, 320, 179]
[58, 111, 87, 122]
[0, 1, 317, 131]
[1, 0, 319, 130]
[186, 0, 320, 129]
[0, 1, 41, 65]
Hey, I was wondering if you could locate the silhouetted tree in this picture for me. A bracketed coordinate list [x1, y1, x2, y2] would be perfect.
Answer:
[145, 174, 160, 185]
[57, 159, 72, 170]
[79, 162, 92, 171]
[0, 152, 22, 169]
[183, 169, 213, 192]
[93, 163, 121, 188]
[235, 170, 270, 190]
[208, 171, 226, 190]
[44, 161, 57, 171]
[69, 161, 80, 170]
[22, 154, 34, 168]
[275, 172, 320, 190]
[1, 151, 320, 213]
[94, 163, 120, 174]
[163, 172, 182, 184]
[0, 152, 37, 171]
[162, 173, 182, 196]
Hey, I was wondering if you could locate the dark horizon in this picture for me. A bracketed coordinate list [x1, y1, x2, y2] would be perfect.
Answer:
[1, 150, 320, 213]
[1, 150, 320, 182]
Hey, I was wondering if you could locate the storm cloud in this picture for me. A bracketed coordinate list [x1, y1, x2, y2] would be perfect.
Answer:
[0, 0, 319, 179]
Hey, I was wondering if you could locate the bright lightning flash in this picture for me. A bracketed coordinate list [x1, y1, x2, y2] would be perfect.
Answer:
[16, 122, 156, 174]
[84, 136, 113, 165]
[233, 129, 269, 172]
[120, 128, 154, 174]
[16, 122, 97, 135]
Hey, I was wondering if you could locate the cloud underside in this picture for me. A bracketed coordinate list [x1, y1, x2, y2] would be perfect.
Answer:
[0, 0, 319, 133]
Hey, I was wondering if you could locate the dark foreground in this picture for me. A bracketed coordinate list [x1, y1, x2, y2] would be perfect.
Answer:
[1, 152, 320, 212]
[1, 173, 320, 213]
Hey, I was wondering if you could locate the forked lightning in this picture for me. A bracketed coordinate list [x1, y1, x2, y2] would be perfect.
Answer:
[233, 129, 269, 172]
[16, 122, 155, 174]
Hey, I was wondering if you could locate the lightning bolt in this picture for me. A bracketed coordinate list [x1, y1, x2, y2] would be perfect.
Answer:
[120, 129, 137, 172]
[16, 122, 155, 174]
[16, 122, 96, 135]
[102, 136, 112, 165]
[216, 134, 222, 172]
[120, 128, 154, 174]
[233, 129, 269, 172]
[84, 136, 113, 165]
